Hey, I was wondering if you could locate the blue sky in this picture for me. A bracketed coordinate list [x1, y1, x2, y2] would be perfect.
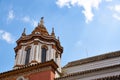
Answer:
[0, 0, 120, 73]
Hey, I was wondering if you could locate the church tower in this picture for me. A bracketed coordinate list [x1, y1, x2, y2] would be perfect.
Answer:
[12, 17, 63, 80]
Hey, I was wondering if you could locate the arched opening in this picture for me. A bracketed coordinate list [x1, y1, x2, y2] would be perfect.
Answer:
[25, 48, 31, 65]
[17, 76, 24, 80]
[41, 47, 47, 63]
[19, 78, 23, 80]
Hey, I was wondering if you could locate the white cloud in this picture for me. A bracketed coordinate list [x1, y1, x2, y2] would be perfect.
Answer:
[114, 5, 120, 13]
[7, 9, 15, 20]
[113, 13, 120, 20]
[76, 40, 83, 47]
[56, 0, 102, 23]
[32, 20, 38, 27]
[56, 0, 71, 8]
[0, 30, 15, 44]
[22, 16, 38, 27]
[0, 30, 4, 34]
[22, 16, 30, 22]
[109, 4, 120, 21]
[105, 0, 112, 2]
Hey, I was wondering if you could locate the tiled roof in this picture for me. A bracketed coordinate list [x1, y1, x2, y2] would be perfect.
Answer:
[0, 60, 58, 78]
[56, 64, 120, 80]
[64, 51, 120, 68]
[94, 75, 120, 80]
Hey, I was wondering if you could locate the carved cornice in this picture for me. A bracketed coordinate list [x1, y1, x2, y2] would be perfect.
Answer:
[15, 34, 63, 53]
[14, 64, 24, 68]
[33, 41, 39, 45]
[0, 60, 58, 78]
[64, 51, 120, 68]
[30, 60, 39, 63]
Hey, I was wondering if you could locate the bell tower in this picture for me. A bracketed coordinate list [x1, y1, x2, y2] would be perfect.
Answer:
[14, 17, 63, 79]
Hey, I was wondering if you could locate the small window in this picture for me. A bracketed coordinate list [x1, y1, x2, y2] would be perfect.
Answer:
[19, 78, 23, 80]
[25, 48, 31, 65]
[17, 76, 24, 80]
[35, 32, 40, 34]
[41, 48, 47, 63]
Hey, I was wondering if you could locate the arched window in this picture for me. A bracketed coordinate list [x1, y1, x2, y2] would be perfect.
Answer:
[25, 48, 31, 65]
[19, 78, 23, 80]
[17, 76, 24, 80]
[41, 47, 47, 63]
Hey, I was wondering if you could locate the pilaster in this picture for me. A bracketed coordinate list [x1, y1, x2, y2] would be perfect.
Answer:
[18, 50, 22, 65]
[38, 44, 41, 63]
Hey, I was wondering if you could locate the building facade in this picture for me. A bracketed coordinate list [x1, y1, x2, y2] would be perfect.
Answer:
[0, 18, 120, 80]
[56, 51, 120, 80]
[0, 17, 63, 80]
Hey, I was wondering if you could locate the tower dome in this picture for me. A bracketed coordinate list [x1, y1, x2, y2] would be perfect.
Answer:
[32, 17, 49, 36]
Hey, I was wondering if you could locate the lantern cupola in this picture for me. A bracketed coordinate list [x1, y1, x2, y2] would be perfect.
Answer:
[14, 17, 63, 75]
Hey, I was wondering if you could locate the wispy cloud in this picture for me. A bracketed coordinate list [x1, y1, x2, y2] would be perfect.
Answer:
[22, 16, 38, 27]
[6, 9, 38, 27]
[105, 0, 112, 2]
[109, 4, 120, 20]
[7, 9, 15, 20]
[56, 0, 114, 23]
[32, 20, 38, 27]
[114, 5, 120, 13]
[0, 30, 15, 44]
[56, 0, 102, 23]
[22, 16, 30, 22]
[75, 40, 83, 47]
[113, 13, 120, 20]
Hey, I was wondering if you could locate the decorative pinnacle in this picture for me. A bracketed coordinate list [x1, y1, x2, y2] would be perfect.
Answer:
[52, 27, 54, 33]
[40, 17, 44, 25]
[51, 27, 55, 37]
[58, 36, 59, 41]
[22, 28, 26, 36]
